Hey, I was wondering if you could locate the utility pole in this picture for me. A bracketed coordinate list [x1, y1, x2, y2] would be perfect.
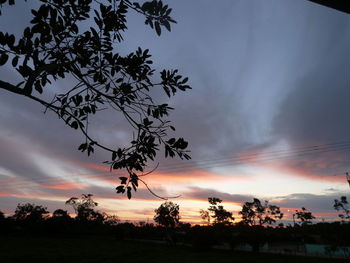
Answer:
[292, 213, 296, 227]
[308, 0, 350, 14]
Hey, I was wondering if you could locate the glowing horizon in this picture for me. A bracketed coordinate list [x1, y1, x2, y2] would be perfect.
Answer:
[1, 0, 350, 225]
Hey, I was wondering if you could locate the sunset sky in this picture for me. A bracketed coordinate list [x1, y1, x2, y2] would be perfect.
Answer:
[0, 0, 350, 224]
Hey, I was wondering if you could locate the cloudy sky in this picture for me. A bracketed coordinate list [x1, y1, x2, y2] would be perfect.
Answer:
[0, 0, 350, 224]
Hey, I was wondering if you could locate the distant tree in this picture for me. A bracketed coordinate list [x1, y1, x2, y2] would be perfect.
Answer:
[138, 221, 146, 227]
[103, 214, 120, 226]
[47, 208, 72, 230]
[13, 203, 49, 222]
[333, 196, 350, 222]
[65, 194, 103, 222]
[0, 210, 4, 220]
[154, 201, 180, 228]
[239, 198, 283, 226]
[0, 0, 191, 199]
[293, 207, 315, 226]
[199, 209, 210, 225]
[52, 209, 70, 219]
[203, 197, 234, 225]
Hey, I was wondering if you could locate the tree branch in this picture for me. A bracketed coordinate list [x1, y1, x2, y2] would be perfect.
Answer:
[0, 79, 57, 109]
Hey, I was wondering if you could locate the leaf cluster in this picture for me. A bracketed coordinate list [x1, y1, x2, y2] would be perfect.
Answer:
[0, 0, 191, 199]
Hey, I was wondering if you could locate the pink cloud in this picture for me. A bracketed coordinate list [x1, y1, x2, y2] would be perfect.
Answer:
[0, 192, 14, 197]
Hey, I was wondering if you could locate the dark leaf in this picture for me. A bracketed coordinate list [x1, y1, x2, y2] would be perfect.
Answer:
[119, 177, 127, 184]
[155, 21, 161, 36]
[116, 185, 125, 193]
[163, 20, 171, 31]
[87, 145, 94, 156]
[34, 81, 43, 94]
[132, 182, 137, 192]
[167, 138, 175, 144]
[127, 186, 132, 199]
[71, 121, 79, 129]
[7, 34, 15, 46]
[112, 151, 117, 161]
[78, 143, 87, 152]
[0, 53, 9, 66]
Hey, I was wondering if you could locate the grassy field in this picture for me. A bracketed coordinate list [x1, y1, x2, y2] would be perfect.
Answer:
[0, 236, 346, 263]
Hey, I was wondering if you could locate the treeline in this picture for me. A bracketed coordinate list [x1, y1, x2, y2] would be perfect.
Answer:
[150, 197, 350, 252]
[0, 194, 120, 236]
[0, 194, 349, 252]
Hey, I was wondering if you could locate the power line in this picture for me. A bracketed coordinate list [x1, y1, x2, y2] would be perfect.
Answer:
[157, 141, 350, 172]
[151, 140, 350, 171]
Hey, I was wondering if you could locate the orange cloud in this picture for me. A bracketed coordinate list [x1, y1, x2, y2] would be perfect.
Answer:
[73, 161, 249, 188]
[41, 181, 87, 190]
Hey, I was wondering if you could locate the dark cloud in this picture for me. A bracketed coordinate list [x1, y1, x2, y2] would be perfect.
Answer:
[324, 187, 338, 193]
[184, 186, 349, 217]
[271, 12, 350, 176]
[0, 135, 56, 184]
[273, 54, 350, 144]
[272, 4, 350, 143]
[184, 187, 348, 220]
[275, 192, 349, 213]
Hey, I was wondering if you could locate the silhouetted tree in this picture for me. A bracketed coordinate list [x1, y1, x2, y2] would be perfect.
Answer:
[103, 214, 120, 226]
[52, 209, 70, 218]
[47, 208, 72, 232]
[204, 197, 234, 225]
[0, 0, 191, 199]
[0, 210, 8, 234]
[12, 203, 49, 222]
[154, 201, 180, 228]
[199, 209, 210, 225]
[293, 207, 315, 226]
[239, 198, 283, 226]
[65, 194, 103, 222]
[334, 196, 350, 222]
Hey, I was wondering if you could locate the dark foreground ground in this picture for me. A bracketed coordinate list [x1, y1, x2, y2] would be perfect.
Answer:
[0, 236, 346, 263]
